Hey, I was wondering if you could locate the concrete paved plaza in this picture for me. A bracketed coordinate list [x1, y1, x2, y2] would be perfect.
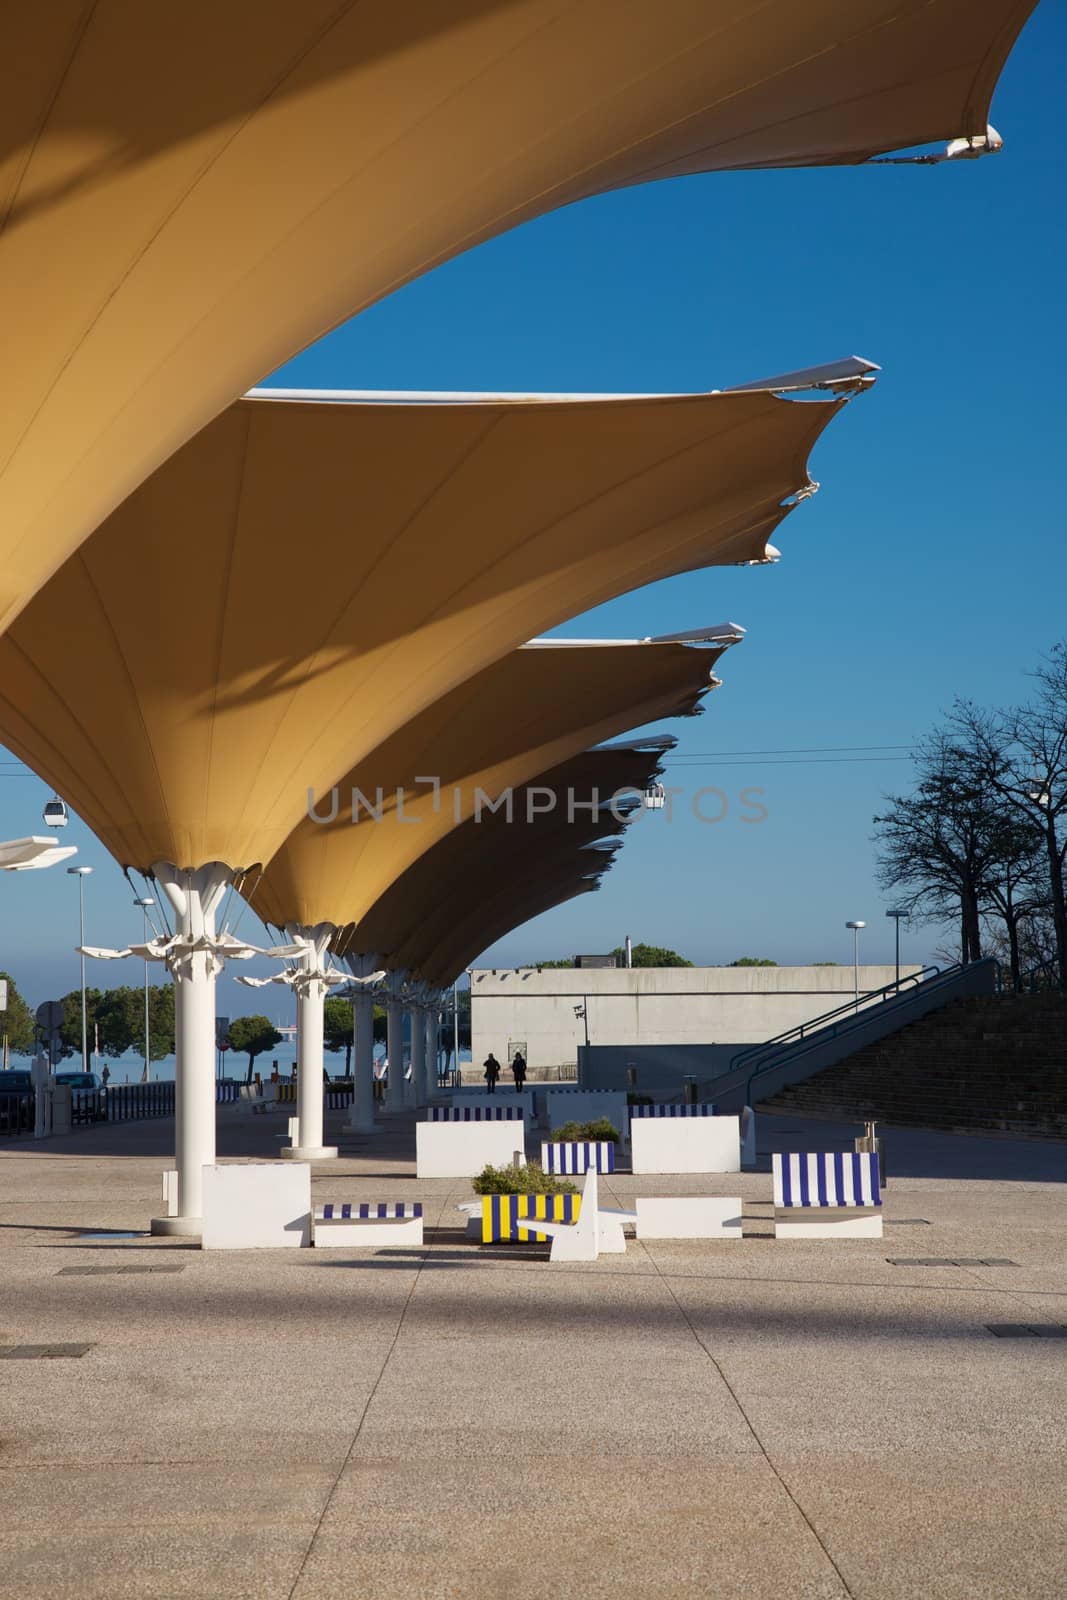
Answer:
[1, 1107, 1064, 1598]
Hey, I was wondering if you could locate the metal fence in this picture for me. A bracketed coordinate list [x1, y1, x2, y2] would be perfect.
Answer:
[0, 1090, 35, 1137]
[71, 1081, 176, 1125]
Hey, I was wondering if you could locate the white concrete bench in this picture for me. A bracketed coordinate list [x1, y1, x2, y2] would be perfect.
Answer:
[540, 1140, 615, 1174]
[429, 1105, 524, 1121]
[629, 1103, 719, 1116]
[634, 1197, 742, 1240]
[313, 1202, 424, 1247]
[772, 1152, 883, 1239]
[450, 1090, 536, 1119]
[238, 1083, 282, 1115]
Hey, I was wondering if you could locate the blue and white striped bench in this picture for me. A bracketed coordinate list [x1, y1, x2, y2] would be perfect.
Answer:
[541, 1140, 616, 1175]
[313, 1201, 424, 1247]
[428, 1106, 524, 1122]
[772, 1152, 882, 1239]
[630, 1103, 718, 1117]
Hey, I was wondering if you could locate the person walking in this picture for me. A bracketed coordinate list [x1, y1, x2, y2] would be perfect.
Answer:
[511, 1051, 527, 1092]
[483, 1052, 501, 1093]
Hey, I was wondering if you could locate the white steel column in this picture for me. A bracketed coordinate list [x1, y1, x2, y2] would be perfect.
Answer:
[424, 1002, 439, 1100]
[282, 923, 338, 1161]
[150, 862, 232, 1237]
[346, 986, 381, 1134]
[383, 972, 407, 1112]
[409, 1003, 425, 1107]
[343, 952, 384, 1135]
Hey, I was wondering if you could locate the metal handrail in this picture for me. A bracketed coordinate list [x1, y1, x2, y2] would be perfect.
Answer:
[1014, 957, 1062, 993]
[741, 962, 974, 1106]
[729, 966, 941, 1081]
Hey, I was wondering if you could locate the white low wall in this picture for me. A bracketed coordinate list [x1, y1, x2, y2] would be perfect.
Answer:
[416, 1120, 526, 1179]
[630, 1116, 740, 1175]
[472, 965, 920, 1072]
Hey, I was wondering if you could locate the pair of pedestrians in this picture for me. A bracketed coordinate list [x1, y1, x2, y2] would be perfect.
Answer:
[482, 1051, 526, 1093]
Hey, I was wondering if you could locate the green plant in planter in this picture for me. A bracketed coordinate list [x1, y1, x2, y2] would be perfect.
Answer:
[549, 1117, 620, 1145]
[627, 1092, 654, 1106]
[471, 1162, 577, 1196]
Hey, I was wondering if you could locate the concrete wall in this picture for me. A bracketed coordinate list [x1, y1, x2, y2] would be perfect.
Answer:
[471, 965, 922, 1073]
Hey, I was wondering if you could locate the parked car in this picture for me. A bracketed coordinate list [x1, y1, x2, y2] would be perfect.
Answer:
[53, 1070, 106, 1121]
[54, 1071, 102, 1090]
[0, 1069, 35, 1133]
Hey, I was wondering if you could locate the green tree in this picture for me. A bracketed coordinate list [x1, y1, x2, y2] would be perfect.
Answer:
[729, 957, 778, 967]
[612, 943, 694, 968]
[226, 1015, 283, 1083]
[0, 971, 37, 1056]
[109, 984, 175, 1062]
[95, 986, 139, 1057]
[58, 986, 105, 1058]
[323, 997, 353, 1073]
[146, 984, 176, 1060]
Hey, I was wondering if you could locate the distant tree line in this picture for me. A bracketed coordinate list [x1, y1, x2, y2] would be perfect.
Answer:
[874, 642, 1067, 987]
[531, 944, 694, 969]
[0, 974, 176, 1060]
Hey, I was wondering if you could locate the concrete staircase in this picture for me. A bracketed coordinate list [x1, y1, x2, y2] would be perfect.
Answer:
[760, 991, 1067, 1140]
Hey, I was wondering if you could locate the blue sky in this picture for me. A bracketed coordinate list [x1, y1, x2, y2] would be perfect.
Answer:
[2, 4, 1064, 1020]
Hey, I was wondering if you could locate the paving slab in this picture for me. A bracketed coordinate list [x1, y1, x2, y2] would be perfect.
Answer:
[293, 1456, 849, 1600]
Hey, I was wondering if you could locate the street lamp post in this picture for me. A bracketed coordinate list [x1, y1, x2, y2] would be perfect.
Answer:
[133, 896, 155, 1081]
[67, 866, 93, 1072]
[886, 908, 906, 990]
[845, 920, 866, 1010]
[573, 999, 590, 1083]
[452, 981, 460, 1081]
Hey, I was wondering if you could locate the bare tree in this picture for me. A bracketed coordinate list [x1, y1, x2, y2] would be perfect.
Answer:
[874, 731, 1007, 964]
[951, 643, 1067, 986]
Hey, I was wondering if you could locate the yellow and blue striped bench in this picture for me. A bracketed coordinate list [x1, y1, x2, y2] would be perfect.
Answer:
[481, 1192, 581, 1243]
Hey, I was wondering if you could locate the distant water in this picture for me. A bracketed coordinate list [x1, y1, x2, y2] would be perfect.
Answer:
[94, 1043, 472, 1084]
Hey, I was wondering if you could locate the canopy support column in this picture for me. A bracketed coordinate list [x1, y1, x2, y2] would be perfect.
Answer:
[409, 1002, 426, 1108]
[281, 924, 338, 1161]
[383, 972, 407, 1112]
[346, 988, 381, 1134]
[424, 1002, 440, 1100]
[150, 862, 232, 1237]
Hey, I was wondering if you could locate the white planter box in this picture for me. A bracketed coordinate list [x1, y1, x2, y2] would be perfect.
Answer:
[201, 1162, 311, 1249]
[635, 1197, 743, 1239]
[416, 1119, 526, 1179]
[630, 1115, 740, 1174]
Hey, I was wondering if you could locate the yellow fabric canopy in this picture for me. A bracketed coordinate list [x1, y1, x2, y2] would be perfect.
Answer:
[419, 855, 615, 992]
[249, 638, 727, 932]
[335, 744, 664, 975]
[424, 881, 607, 991]
[0, 390, 831, 874]
[0, 1, 1032, 631]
